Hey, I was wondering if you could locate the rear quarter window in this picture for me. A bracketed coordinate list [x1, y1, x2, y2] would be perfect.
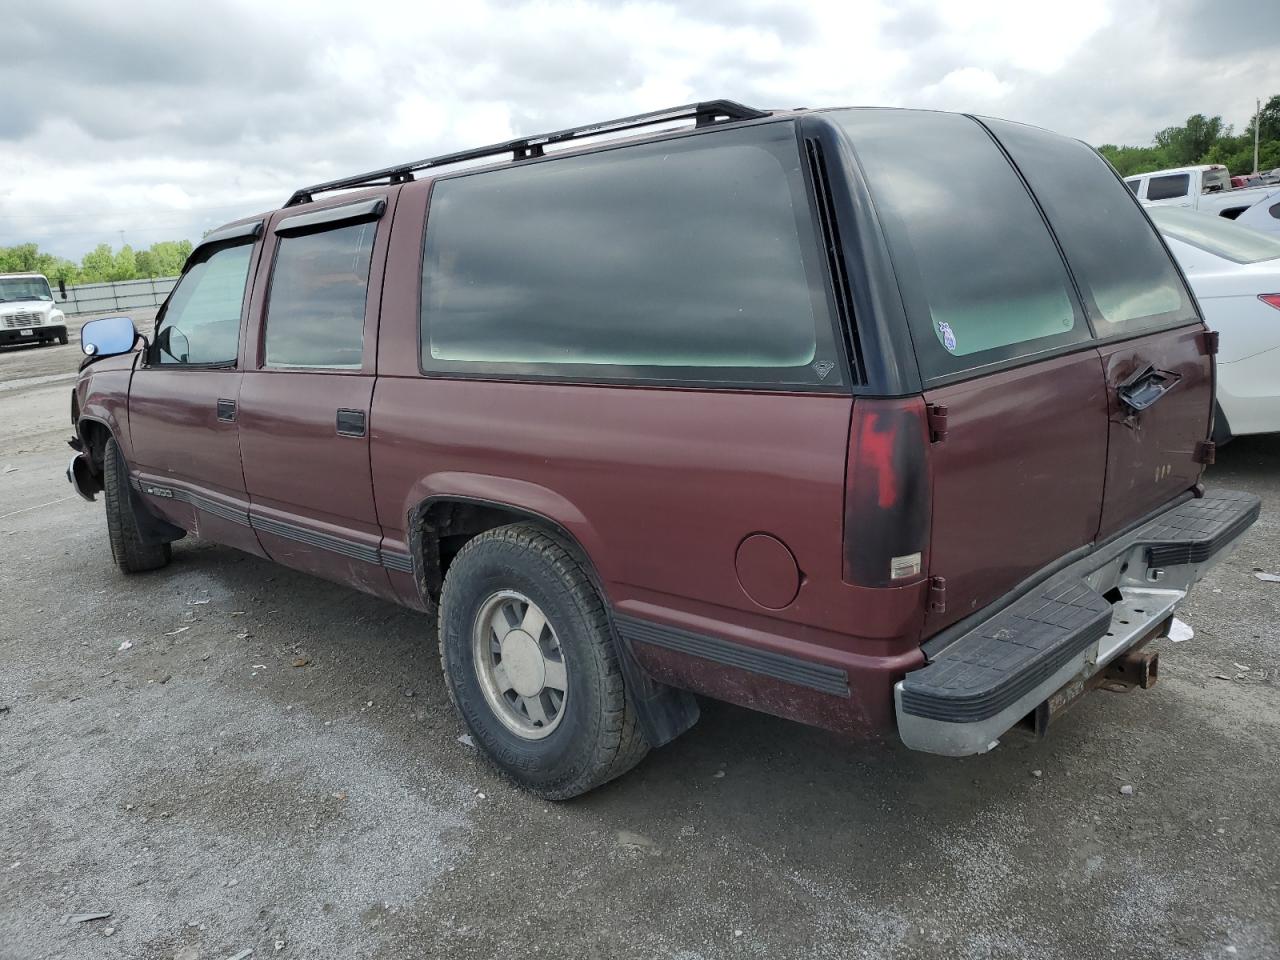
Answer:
[831, 109, 1088, 381]
[983, 119, 1195, 338]
[418, 122, 844, 389]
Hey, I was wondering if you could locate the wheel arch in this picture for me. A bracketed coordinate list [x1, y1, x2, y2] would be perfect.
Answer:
[407, 491, 699, 747]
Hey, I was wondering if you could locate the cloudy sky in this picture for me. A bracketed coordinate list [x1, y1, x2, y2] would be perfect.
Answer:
[3, 0, 1279, 259]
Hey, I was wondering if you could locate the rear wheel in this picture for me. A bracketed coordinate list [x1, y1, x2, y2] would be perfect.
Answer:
[438, 524, 648, 798]
[103, 437, 171, 573]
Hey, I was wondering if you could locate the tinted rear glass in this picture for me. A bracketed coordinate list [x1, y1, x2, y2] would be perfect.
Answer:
[1147, 173, 1190, 201]
[420, 122, 843, 388]
[984, 119, 1194, 336]
[1149, 206, 1280, 264]
[831, 109, 1086, 380]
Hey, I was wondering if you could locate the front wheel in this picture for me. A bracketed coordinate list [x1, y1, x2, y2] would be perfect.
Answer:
[57, 331, 68, 346]
[438, 524, 648, 798]
[103, 437, 171, 573]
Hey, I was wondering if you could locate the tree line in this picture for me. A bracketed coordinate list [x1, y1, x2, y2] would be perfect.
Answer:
[0, 240, 194, 286]
[1099, 94, 1280, 177]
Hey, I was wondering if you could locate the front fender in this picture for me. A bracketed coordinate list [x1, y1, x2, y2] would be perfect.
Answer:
[75, 353, 138, 462]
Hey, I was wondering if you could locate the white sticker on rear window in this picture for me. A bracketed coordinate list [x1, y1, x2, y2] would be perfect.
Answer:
[937, 320, 957, 353]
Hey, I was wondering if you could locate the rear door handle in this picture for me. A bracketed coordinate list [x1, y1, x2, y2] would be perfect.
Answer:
[1118, 364, 1180, 412]
[336, 408, 367, 437]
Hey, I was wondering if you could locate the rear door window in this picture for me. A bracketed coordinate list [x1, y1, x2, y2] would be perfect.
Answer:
[1146, 174, 1190, 201]
[1125, 178, 1142, 196]
[263, 221, 375, 369]
[419, 122, 843, 388]
[155, 241, 253, 366]
[831, 109, 1087, 381]
[984, 119, 1195, 337]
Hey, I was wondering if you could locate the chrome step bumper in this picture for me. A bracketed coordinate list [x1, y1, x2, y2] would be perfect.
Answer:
[895, 489, 1261, 756]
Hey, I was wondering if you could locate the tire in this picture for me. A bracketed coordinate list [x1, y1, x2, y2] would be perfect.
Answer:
[103, 437, 172, 573]
[58, 331, 68, 346]
[438, 524, 649, 799]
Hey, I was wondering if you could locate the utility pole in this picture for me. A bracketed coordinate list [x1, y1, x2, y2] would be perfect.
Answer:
[1254, 97, 1261, 175]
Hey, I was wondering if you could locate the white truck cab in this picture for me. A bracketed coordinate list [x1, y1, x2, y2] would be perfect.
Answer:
[1125, 164, 1279, 219]
[0, 273, 68, 348]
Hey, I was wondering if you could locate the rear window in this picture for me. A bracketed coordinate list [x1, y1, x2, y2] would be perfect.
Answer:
[1149, 206, 1280, 264]
[1147, 174, 1190, 201]
[831, 109, 1087, 380]
[985, 119, 1194, 337]
[419, 122, 843, 388]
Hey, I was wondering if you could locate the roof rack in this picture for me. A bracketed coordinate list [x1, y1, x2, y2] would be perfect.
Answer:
[284, 99, 770, 206]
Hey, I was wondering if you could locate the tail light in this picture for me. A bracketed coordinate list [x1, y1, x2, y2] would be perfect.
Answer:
[1259, 294, 1280, 311]
[843, 397, 932, 587]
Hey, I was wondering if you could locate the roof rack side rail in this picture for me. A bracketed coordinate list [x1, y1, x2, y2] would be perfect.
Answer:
[284, 99, 770, 206]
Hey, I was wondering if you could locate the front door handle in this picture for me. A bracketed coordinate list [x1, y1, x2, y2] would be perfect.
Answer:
[1117, 364, 1180, 413]
[216, 398, 237, 422]
[336, 408, 367, 437]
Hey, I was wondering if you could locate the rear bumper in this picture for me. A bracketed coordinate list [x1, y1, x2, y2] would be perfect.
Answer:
[895, 489, 1261, 756]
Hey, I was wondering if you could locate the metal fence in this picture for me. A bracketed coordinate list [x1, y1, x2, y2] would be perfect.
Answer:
[56, 277, 177, 316]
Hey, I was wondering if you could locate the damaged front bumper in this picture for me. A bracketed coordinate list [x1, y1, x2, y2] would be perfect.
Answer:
[66, 441, 99, 503]
[895, 489, 1261, 756]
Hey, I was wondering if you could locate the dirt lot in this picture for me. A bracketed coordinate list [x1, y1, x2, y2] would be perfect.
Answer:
[1, 328, 1277, 960]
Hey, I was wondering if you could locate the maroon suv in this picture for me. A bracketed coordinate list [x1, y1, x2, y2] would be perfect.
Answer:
[67, 101, 1260, 797]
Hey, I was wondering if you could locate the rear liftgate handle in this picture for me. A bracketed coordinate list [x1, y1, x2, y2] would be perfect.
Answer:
[1117, 364, 1180, 413]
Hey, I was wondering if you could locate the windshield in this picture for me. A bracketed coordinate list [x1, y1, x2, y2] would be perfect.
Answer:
[0, 276, 53, 302]
[1149, 207, 1280, 265]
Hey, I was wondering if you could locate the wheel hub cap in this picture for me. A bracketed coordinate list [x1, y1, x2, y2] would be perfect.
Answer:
[471, 590, 569, 740]
[499, 630, 545, 697]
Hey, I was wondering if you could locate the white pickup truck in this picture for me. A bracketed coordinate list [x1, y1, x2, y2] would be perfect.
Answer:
[1125, 164, 1280, 218]
[0, 273, 69, 348]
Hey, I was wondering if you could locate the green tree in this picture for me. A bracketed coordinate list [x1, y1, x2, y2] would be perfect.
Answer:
[79, 244, 116, 283]
[110, 245, 137, 282]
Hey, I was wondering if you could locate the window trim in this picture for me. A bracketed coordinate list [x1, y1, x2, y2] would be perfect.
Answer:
[276, 198, 385, 236]
[148, 235, 257, 370]
[257, 214, 381, 374]
[412, 117, 853, 394]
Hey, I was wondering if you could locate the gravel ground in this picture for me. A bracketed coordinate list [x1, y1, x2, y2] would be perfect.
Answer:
[0, 337, 1277, 960]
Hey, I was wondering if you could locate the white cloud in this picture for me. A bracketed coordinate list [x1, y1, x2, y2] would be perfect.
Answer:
[1, 0, 1278, 258]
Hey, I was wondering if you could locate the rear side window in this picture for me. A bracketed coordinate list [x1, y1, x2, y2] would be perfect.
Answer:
[264, 221, 375, 369]
[1125, 179, 1142, 195]
[1146, 174, 1190, 201]
[831, 109, 1086, 381]
[419, 122, 843, 388]
[985, 119, 1194, 337]
[155, 241, 253, 366]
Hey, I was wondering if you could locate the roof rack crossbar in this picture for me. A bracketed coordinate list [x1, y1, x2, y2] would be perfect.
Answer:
[284, 99, 769, 206]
